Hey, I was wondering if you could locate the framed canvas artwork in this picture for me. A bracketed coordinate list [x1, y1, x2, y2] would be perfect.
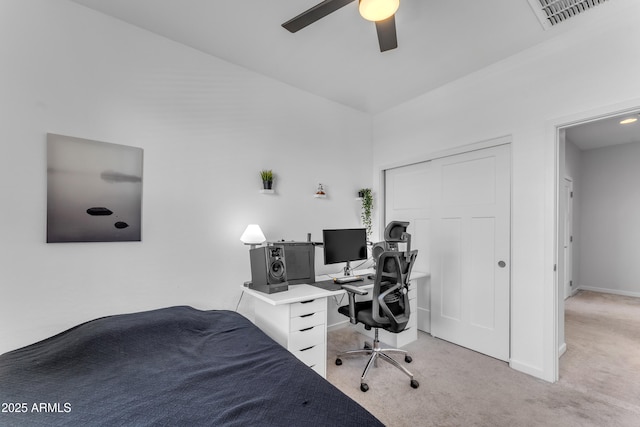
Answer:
[47, 134, 143, 243]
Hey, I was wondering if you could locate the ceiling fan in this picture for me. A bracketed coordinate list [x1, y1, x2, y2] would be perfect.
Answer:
[282, 0, 400, 52]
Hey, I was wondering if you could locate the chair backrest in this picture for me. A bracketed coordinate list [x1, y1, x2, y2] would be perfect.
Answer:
[372, 249, 418, 333]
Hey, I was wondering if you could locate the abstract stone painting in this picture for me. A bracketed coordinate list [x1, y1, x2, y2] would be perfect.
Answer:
[47, 134, 143, 243]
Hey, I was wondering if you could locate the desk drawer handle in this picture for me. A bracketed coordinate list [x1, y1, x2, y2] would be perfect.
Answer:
[300, 345, 315, 352]
[299, 326, 314, 332]
[300, 299, 315, 304]
[300, 313, 314, 318]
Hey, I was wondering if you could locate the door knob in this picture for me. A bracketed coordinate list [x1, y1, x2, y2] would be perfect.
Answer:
[498, 261, 506, 268]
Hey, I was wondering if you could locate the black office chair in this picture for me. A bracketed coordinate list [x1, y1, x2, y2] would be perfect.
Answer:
[335, 222, 419, 392]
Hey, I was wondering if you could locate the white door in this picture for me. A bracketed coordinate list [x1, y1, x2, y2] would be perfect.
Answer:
[384, 161, 432, 332]
[430, 144, 511, 361]
[563, 178, 574, 299]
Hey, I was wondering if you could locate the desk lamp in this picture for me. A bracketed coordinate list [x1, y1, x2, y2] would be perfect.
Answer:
[240, 224, 266, 249]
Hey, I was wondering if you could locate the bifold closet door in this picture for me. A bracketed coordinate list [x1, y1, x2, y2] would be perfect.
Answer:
[430, 144, 511, 362]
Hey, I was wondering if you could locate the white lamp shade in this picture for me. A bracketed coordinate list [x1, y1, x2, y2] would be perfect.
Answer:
[240, 224, 266, 245]
[359, 0, 399, 21]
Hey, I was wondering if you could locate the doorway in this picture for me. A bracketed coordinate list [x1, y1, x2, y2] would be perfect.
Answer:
[556, 108, 640, 377]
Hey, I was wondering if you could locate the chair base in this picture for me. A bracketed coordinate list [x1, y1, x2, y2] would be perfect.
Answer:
[335, 328, 419, 392]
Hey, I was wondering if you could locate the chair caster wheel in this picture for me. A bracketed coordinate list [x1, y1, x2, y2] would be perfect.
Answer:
[335, 358, 342, 366]
[410, 379, 419, 389]
[360, 383, 369, 392]
[405, 355, 412, 363]
[364, 343, 372, 350]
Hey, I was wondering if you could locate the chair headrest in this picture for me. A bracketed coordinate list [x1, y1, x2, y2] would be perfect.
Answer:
[384, 221, 410, 243]
[371, 242, 386, 261]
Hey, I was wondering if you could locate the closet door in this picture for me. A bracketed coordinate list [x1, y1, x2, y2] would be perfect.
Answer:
[384, 162, 432, 332]
[430, 144, 511, 361]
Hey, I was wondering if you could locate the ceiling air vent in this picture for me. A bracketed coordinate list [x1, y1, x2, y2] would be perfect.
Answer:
[528, 0, 610, 29]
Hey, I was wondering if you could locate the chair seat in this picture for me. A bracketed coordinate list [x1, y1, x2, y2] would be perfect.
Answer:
[339, 302, 388, 330]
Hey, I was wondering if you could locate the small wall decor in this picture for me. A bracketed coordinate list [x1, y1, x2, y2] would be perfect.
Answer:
[314, 183, 327, 198]
[358, 188, 373, 241]
[46, 133, 143, 243]
[260, 169, 274, 190]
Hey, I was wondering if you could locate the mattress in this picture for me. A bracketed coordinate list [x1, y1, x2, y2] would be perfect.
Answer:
[0, 306, 383, 426]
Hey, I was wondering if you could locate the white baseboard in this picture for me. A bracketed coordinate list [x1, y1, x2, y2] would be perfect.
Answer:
[510, 359, 552, 382]
[417, 307, 431, 333]
[327, 320, 350, 332]
[558, 342, 567, 357]
[577, 286, 640, 299]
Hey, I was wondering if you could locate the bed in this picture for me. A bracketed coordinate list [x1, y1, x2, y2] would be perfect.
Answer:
[0, 306, 383, 426]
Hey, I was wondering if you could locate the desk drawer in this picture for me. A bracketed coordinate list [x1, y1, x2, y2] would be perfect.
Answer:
[290, 311, 325, 332]
[289, 324, 324, 351]
[309, 362, 325, 377]
[290, 298, 325, 317]
[292, 342, 325, 368]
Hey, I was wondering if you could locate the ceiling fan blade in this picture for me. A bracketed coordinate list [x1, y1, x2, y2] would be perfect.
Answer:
[375, 15, 398, 52]
[282, 0, 356, 33]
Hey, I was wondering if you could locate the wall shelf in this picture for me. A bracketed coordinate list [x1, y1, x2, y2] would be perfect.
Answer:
[259, 189, 275, 194]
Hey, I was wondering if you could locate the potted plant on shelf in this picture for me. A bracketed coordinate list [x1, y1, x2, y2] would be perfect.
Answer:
[260, 169, 273, 190]
[359, 188, 373, 241]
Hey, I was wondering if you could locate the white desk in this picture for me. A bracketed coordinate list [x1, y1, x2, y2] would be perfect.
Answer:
[242, 271, 429, 379]
[243, 284, 339, 378]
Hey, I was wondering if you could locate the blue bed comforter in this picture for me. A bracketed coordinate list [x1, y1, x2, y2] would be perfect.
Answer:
[0, 306, 383, 426]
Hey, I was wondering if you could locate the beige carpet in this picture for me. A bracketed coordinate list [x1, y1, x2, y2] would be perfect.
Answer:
[326, 290, 640, 426]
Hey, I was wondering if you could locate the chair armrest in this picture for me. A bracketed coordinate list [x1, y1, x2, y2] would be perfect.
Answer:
[341, 284, 369, 295]
[340, 285, 368, 324]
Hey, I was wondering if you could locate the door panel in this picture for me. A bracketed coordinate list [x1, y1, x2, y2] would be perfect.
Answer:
[392, 169, 429, 210]
[384, 162, 431, 332]
[470, 217, 496, 329]
[413, 217, 431, 331]
[441, 156, 496, 206]
[441, 218, 462, 320]
[563, 178, 574, 299]
[431, 144, 511, 362]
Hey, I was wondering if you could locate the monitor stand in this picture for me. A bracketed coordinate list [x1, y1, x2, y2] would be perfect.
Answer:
[343, 261, 353, 277]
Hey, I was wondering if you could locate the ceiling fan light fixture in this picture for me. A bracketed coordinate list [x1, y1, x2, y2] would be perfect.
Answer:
[358, 0, 399, 22]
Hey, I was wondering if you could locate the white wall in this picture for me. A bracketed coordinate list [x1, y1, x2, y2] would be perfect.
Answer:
[0, 0, 372, 354]
[579, 141, 640, 297]
[372, 0, 640, 381]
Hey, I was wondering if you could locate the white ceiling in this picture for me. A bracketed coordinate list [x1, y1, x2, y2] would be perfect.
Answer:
[70, 0, 568, 114]
[69, 0, 637, 149]
[565, 111, 640, 151]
